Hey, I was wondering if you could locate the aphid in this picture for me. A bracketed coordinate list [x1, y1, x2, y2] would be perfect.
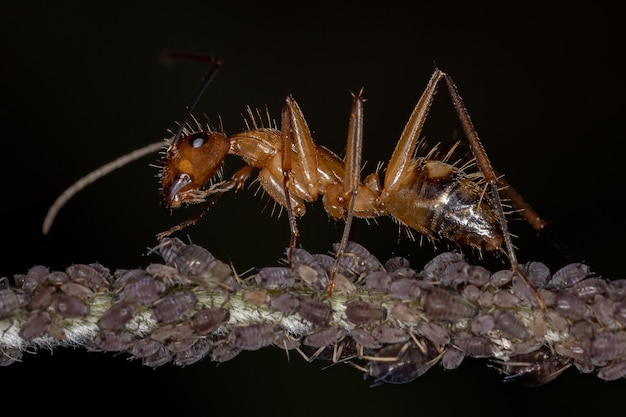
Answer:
[417, 321, 450, 346]
[493, 310, 528, 340]
[0, 288, 29, 320]
[97, 302, 136, 330]
[254, 267, 295, 289]
[210, 341, 242, 363]
[582, 332, 626, 365]
[142, 345, 174, 368]
[174, 244, 233, 289]
[471, 314, 495, 336]
[546, 263, 594, 290]
[364, 270, 392, 291]
[157, 237, 188, 266]
[597, 360, 626, 381]
[190, 307, 230, 335]
[389, 302, 420, 325]
[365, 341, 441, 386]
[453, 335, 494, 358]
[421, 287, 476, 321]
[152, 292, 198, 323]
[119, 276, 166, 305]
[227, 323, 276, 351]
[241, 289, 270, 306]
[93, 330, 135, 352]
[19, 310, 51, 340]
[350, 328, 382, 349]
[14, 265, 50, 293]
[493, 290, 520, 309]
[371, 324, 410, 344]
[269, 293, 300, 315]
[130, 337, 164, 359]
[59, 281, 94, 302]
[173, 339, 212, 366]
[388, 278, 423, 300]
[570, 277, 608, 300]
[0, 348, 23, 366]
[66, 264, 109, 290]
[51, 293, 90, 318]
[297, 297, 333, 327]
[384, 256, 411, 272]
[47, 271, 69, 286]
[302, 326, 346, 348]
[344, 300, 387, 325]
[421, 252, 464, 280]
[41, 60, 547, 304]
[441, 347, 465, 370]
[552, 291, 588, 320]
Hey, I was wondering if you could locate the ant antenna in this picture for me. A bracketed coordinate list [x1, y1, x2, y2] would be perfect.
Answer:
[42, 52, 223, 235]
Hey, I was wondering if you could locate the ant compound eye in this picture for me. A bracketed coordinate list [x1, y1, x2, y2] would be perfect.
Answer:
[190, 134, 207, 149]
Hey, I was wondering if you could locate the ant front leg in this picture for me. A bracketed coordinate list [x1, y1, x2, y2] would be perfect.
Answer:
[441, 71, 546, 310]
[279, 96, 321, 264]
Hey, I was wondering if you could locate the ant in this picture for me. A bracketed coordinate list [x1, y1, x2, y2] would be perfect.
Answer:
[42, 52, 549, 306]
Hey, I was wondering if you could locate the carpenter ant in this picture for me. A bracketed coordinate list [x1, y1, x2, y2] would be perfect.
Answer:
[42, 53, 549, 305]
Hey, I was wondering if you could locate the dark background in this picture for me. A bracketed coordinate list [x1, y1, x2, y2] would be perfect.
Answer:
[1, 2, 624, 415]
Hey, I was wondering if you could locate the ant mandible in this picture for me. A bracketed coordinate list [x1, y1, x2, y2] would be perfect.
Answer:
[42, 52, 547, 306]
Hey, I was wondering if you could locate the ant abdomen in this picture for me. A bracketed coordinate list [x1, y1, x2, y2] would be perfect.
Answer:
[383, 159, 503, 251]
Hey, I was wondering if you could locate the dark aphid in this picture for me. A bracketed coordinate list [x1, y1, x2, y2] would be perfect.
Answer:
[417, 321, 450, 346]
[270, 293, 300, 315]
[366, 341, 440, 386]
[255, 267, 295, 289]
[59, 281, 94, 302]
[334, 241, 383, 276]
[570, 277, 608, 300]
[291, 247, 327, 277]
[453, 335, 494, 358]
[66, 264, 109, 290]
[130, 337, 164, 359]
[591, 295, 617, 330]
[350, 328, 382, 349]
[493, 290, 520, 309]
[389, 267, 418, 280]
[582, 332, 626, 365]
[493, 310, 528, 340]
[120, 276, 166, 305]
[142, 345, 174, 368]
[389, 302, 420, 325]
[210, 342, 242, 363]
[371, 324, 410, 344]
[174, 339, 212, 366]
[553, 292, 588, 320]
[546, 263, 594, 290]
[297, 298, 333, 327]
[520, 261, 551, 288]
[441, 347, 465, 370]
[608, 279, 626, 301]
[227, 323, 276, 351]
[421, 251, 464, 280]
[174, 244, 233, 288]
[15, 265, 50, 293]
[364, 270, 392, 291]
[30, 285, 57, 310]
[112, 268, 151, 291]
[273, 333, 301, 351]
[51, 294, 90, 318]
[440, 260, 477, 288]
[303, 326, 346, 348]
[152, 292, 197, 323]
[597, 360, 626, 381]
[19, 310, 51, 340]
[97, 302, 136, 330]
[511, 274, 541, 308]
[471, 314, 495, 336]
[495, 348, 571, 386]
[150, 322, 194, 344]
[158, 237, 188, 266]
[384, 256, 411, 272]
[0, 288, 29, 320]
[345, 300, 387, 325]
[422, 287, 476, 320]
[490, 269, 515, 288]
[93, 330, 135, 352]
[388, 278, 423, 300]
[190, 307, 230, 335]
[462, 284, 481, 303]
[47, 271, 70, 286]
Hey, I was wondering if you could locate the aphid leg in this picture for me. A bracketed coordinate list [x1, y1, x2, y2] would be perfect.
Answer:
[329, 90, 365, 297]
[441, 71, 546, 310]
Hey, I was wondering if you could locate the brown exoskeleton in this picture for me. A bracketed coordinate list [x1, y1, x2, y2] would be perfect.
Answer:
[42, 53, 548, 305]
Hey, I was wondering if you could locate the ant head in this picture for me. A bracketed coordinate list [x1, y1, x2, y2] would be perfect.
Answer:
[161, 131, 230, 209]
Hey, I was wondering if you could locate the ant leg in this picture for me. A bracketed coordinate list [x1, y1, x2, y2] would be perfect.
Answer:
[441, 71, 546, 310]
[280, 97, 320, 264]
[329, 90, 365, 297]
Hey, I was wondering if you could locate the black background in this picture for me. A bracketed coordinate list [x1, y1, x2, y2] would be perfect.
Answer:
[1, 2, 624, 415]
